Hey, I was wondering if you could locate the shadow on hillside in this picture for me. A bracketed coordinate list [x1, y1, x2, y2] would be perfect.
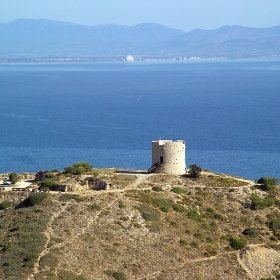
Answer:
[15, 199, 29, 209]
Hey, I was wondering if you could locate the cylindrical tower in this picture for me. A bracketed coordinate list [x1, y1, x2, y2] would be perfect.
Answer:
[148, 140, 186, 175]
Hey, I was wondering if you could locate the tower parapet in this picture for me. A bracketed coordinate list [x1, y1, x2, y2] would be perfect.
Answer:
[148, 140, 186, 175]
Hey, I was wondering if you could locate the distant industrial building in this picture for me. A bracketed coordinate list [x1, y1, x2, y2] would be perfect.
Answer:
[126, 55, 134, 62]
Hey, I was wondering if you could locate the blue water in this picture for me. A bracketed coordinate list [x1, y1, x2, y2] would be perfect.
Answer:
[0, 60, 279, 180]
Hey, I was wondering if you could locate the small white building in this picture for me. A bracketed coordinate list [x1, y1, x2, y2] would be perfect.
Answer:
[148, 139, 186, 175]
[126, 55, 134, 62]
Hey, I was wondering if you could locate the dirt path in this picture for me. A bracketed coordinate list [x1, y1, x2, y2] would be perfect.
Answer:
[138, 243, 270, 280]
[27, 201, 71, 280]
[15, 179, 34, 188]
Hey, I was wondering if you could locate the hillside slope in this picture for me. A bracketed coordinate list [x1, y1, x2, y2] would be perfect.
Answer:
[0, 170, 280, 279]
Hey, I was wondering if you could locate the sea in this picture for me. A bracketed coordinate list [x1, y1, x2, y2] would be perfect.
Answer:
[0, 59, 279, 180]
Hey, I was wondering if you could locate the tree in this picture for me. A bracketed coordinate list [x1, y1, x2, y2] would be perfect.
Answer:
[242, 227, 259, 237]
[64, 162, 93, 175]
[189, 164, 202, 178]
[251, 193, 274, 210]
[26, 193, 48, 207]
[257, 176, 278, 191]
[39, 180, 59, 191]
[9, 172, 19, 184]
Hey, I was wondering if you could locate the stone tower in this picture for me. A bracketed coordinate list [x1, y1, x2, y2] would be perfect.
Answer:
[148, 140, 186, 175]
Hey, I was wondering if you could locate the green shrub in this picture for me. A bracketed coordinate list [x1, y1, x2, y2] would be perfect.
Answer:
[188, 164, 202, 178]
[187, 210, 201, 220]
[213, 213, 225, 220]
[206, 207, 215, 213]
[170, 221, 179, 228]
[160, 206, 170, 213]
[0, 200, 12, 210]
[275, 200, 280, 207]
[193, 232, 204, 239]
[267, 218, 280, 233]
[45, 172, 58, 180]
[152, 198, 173, 211]
[120, 216, 129, 221]
[257, 177, 278, 191]
[9, 172, 19, 184]
[138, 204, 161, 221]
[64, 161, 93, 175]
[112, 271, 126, 280]
[172, 203, 186, 213]
[229, 237, 246, 250]
[89, 203, 101, 211]
[104, 270, 126, 280]
[171, 187, 185, 194]
[39, 180, 59, 191]
[118, 201, 126, 209]
[26, 193, 48, 207]
[190, 241, 198, 248]
[152, 186, 163, 191]
[242, 227, 259, 237]
[206, 247, 217, 256]
[179, 239, 188, 246]
[251, 193, 274, 210]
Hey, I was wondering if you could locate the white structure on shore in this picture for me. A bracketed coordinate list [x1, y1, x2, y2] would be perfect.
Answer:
[148, 140, 186, 175]
[126, 55, 134, 62]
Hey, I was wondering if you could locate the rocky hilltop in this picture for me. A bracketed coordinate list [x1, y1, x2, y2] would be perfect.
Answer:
[0, 169, 280, 279]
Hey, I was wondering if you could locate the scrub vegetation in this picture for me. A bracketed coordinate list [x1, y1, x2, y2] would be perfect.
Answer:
[0, 169, 279, 279]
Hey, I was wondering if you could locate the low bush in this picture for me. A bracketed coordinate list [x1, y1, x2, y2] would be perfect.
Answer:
[172, 203, 186, 213]
[214, 213, 225, 220]
[170, 221, 179, 228]
[138, 204, 161, 221]
[26, 193, 49, 207]
[179, 239, 188, 246]
[118, 201, 126, 209]
[171, 187, 185, 194]
[39, 180, 59, 191]
[267, 218, 280, 233]
[0, 200, 12, 210]
[152, 198, 173, 212]
[89, 203, 101, 211]
[64, 161, 94, 175]
[206, 246, 217, 256]
[160, 206, 170, 213]
[187, 210, 201, 220]
[251, 193, 274, 210]
[188, 164, 202, 178]
[45, 172, 59, 180]
[229, 237, 246, 250]
[105, 270, 126, 280]
[152, 186, 163, 192]
[257, 177, 278, 191]
[242, 227, 259, 237]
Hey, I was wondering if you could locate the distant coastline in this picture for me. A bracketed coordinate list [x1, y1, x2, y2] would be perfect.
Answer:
[2, 56, 280, 64]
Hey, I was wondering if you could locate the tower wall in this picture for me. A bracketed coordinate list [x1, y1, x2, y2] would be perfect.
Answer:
[151, 140, 186, 175]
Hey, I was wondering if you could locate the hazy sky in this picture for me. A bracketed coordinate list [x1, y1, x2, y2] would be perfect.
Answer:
[1, 0, 279, 31]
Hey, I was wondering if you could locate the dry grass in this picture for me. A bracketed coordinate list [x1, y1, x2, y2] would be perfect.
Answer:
[0, 169, 279, 279]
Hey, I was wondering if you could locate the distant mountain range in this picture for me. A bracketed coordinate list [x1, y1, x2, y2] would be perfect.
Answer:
[0, 19, 280, 59]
